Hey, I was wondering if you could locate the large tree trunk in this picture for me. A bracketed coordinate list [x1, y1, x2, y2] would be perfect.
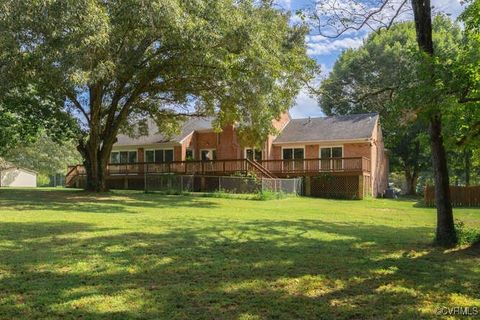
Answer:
[412, 0, 456, 246]
[404, 170, 418, 196]
[84, 149, 109, 192]
[78, 138, 111, 192]
[429, 113, 456, 245]
[76, 84, 120, 192]
[404, 139, 421, 195]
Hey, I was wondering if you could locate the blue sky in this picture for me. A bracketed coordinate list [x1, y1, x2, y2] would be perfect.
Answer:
[281, 0, 466, 119]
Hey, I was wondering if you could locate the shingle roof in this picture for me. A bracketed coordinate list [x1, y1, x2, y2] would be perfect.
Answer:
[0, 157, 37, 174]
[273, 113, 378, 144]
[115, 117, 214, 146]
[0, 158, 15, 170]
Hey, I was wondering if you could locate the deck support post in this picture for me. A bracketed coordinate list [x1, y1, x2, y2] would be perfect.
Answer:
[305, 176, 311, 196]
[357, 175, 364, 199]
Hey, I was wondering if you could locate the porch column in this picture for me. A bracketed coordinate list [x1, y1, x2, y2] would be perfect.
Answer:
[357, 175, 364, 199]
[305, 176, 311, 196]
[138, 148, 144, 173]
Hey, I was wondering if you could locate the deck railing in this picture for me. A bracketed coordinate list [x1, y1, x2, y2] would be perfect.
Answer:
[66, 157, 370, 186]
[258, 157, 370, 174]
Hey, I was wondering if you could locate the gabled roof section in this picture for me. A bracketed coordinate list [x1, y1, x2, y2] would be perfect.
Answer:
[115, 117, 214, 146]
[273, 113, 378, 144]
[0, 157, 37, 174]
[0, 158, 15, 171]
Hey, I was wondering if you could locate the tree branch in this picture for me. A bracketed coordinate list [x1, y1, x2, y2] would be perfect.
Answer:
[65, 91, 90, 125]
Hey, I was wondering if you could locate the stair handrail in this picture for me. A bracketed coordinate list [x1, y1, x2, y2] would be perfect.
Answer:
[245, 158, 276, 179]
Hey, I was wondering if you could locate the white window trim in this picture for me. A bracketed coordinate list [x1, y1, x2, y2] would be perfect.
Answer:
[110, 150, 138, 164]
[280, 146, 305, 160]
[280, 146, 305, 171]
[144, 148, 175, 163]
[319, 145, 344, 158]
[319, 145, 344, 170]
[186, 148, 195, 160]
[200, 148, 217, 160]
[244, 147, 263, 160]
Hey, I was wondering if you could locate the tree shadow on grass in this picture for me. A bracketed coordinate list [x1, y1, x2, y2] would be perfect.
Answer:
[0, 219, 479, 319]
[0, 188, 218, 214]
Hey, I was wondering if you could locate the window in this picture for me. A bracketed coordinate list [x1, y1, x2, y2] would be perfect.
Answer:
[154, 150, 163, 163]
[164, 149, 174, 162]
[186, 148, 194, 160]
[282, 148, 304, 160]
[201, 149, 216, 160]
[145, 149, 174, 163]
[245, 148, 262, 161]
[145, 150, 154, 163]
[320, 147, 343, 170]
[110, 152, 120, 164]
[110, 151, 137, 164]
[320, 147, 343, 158]
[120, 151, 129, 163]
[282, 147, 304, 171]
[128, 151, 137, 164]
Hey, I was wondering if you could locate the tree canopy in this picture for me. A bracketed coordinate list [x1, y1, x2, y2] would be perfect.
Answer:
[2, 134, 81, 176]
[317, 16, 475, 194]
[1, 0, 316, 190]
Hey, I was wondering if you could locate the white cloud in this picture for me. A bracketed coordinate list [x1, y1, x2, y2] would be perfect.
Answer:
[319, 63, 333, 77]
[274, 0, 291, 10]
[307, 36, 364, 55]
[432, 0, 464, 18]
[290, 88, 324, 119]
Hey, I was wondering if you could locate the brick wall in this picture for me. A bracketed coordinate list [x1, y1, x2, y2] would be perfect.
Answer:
[195, 132, 217, 159]
[343, 143, 371, 159]
[217, 125, 241, 159]
[266, 113, 291, 160]
[305, 145, 319, 158]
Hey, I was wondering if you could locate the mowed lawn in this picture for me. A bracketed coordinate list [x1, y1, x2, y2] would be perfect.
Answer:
[0, 189, 479, 319]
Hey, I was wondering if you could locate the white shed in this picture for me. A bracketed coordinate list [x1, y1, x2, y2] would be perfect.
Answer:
[0, 160, 37, 187]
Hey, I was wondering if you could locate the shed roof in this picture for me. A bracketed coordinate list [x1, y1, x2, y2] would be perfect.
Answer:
[0, 158, 37, 174]
[0, 158, 16, 170]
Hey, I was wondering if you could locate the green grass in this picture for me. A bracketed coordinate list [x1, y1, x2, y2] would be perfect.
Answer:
[0, 188, 479, 319]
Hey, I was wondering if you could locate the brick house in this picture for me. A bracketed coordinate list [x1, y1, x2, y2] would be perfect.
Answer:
[67, 113, 388, 197]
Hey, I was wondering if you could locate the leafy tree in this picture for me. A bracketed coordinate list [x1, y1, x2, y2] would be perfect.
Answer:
[0, 22, 76, 154]
[319, 17, 458, 195]
[1, 0, 316, 191]
[0, 86, 76, 154]
[311, 0, 480, 245]
[443, 103, 480, 186]
[2, 134, 82, 177]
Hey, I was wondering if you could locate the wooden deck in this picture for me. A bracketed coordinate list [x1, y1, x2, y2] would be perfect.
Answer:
[66, 157, 370, 187]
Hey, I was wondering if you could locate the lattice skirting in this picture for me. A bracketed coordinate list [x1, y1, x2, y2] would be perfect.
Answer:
[309, 174, 366, 200]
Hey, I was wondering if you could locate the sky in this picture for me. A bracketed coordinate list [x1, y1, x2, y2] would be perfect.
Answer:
[281, 0, 466, 119]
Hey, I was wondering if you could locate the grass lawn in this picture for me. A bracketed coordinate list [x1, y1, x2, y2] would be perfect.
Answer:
[0, 188, 479, 319]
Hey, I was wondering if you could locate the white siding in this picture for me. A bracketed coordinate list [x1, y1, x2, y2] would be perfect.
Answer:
[0, 168, 37, 187]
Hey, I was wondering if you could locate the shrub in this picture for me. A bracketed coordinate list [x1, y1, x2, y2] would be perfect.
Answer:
[251, 190, 286, 201]
[37, 174, 51, 187]
[455, 220, 480, 246]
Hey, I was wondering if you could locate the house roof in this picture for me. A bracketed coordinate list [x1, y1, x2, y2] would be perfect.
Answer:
[0, 158, 16, 171]
[273, 113, 378, 144]
[0, 157, 37, 174]
[115, 117, 214, 146]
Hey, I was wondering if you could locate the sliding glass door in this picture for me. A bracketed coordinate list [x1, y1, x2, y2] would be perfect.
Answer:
[282, 148, 304, 172]
[320, 147, 343, 171]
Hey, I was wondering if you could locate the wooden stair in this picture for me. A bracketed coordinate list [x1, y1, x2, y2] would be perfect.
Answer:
[245, 159, 277, 179]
